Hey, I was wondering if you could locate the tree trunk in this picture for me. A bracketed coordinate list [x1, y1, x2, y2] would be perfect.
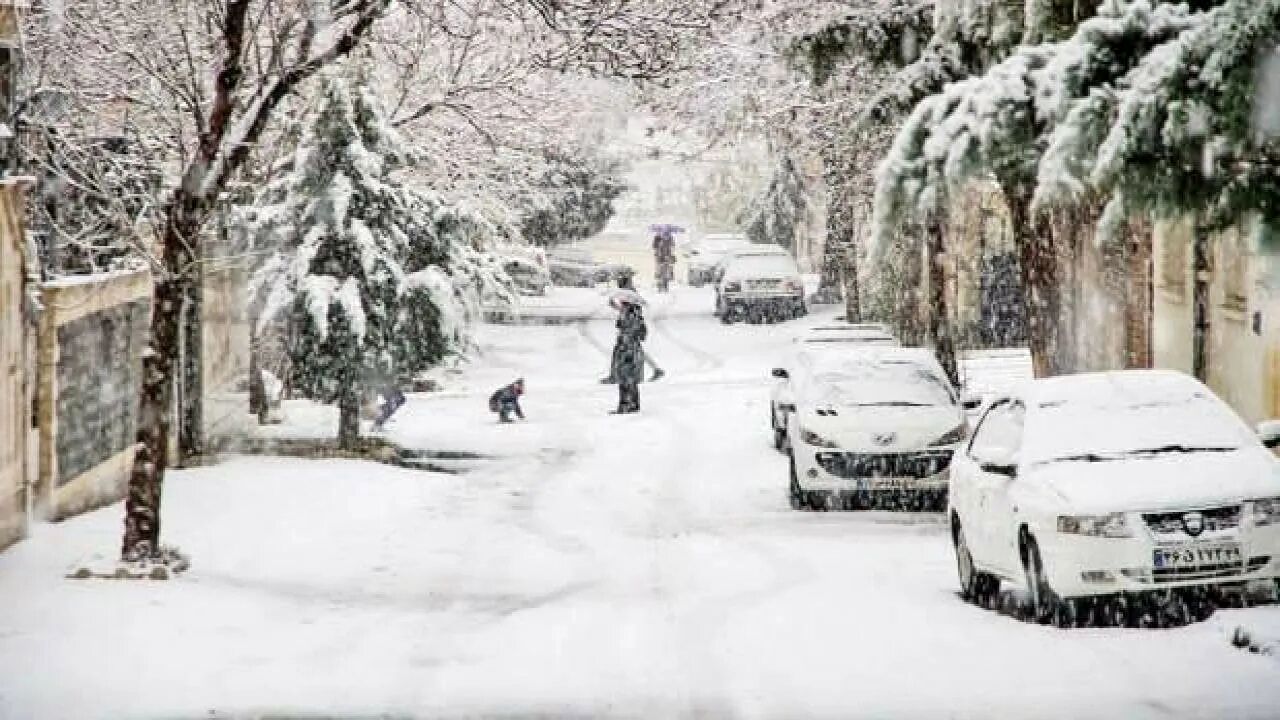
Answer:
[178, 270, 203, 464]
[1192, 224, 1211, 382]
[122, 197, 201, 561]
[1007, 191, 1069, 378]
[338, 387, 361, 451]
[843, 242, 861, 322]
[815, 208, 845, 305]
[1125, 218, 1153, 369]
[925, 216, 959, 387]
[248, 323, 268, 423]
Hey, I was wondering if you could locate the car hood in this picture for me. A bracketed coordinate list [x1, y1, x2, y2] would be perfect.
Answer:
[797, 405, 964, 451]
[1023, 448, 1280, 513]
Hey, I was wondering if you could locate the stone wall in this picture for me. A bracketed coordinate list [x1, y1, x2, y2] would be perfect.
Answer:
[36, 269, 150, 520]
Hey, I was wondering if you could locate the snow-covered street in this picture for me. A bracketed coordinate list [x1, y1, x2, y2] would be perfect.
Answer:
[2, 288, 1279, 719]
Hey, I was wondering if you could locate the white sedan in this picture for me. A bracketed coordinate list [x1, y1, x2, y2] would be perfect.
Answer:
[949, 369, 1280, 626]
[770, 330, 899, 450]
[780, 347, 975, 512]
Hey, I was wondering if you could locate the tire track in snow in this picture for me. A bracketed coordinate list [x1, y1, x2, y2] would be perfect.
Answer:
[648, 302, 724, 375]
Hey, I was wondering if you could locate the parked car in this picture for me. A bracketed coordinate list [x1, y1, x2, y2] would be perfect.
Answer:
[501, 256, 551, 296]
[948, 369, 1280, 626]
[547, 246, 609, 287]
[772, 338, 900, 450]
[684, 234, 748, 286]
[714, 249, 806, 323]
[709, 244, 789, 286]
[778, 347, 977, 512]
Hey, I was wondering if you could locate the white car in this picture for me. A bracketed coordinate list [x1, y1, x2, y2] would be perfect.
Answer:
[715, 250, 806, 324]
[778, 347, 975, 512]
[684, 234, 748, 286]
[949, 369, 1280, 626]
[771, 332, 899, 450]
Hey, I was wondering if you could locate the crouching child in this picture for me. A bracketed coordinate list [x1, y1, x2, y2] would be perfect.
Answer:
[489, 378, 526, 423]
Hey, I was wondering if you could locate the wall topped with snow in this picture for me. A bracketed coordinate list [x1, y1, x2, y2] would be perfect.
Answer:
[36, 268, 151, 521]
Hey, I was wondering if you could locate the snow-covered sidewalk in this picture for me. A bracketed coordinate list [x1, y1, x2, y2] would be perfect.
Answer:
[2, 291, 1279, 719]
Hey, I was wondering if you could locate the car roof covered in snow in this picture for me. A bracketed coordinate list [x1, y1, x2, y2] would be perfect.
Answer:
[1013, 370, 1258, 466]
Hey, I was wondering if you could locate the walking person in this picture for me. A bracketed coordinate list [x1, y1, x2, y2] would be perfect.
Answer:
[489, 378, 526, 423]
[610, 294, 647, 414]
[599, 269, 665, 383]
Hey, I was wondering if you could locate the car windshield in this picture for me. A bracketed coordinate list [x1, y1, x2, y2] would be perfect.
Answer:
[727, 254, 796, 277]
[804, 362, 955, 407]
[550, 248, 592, 262]
[1026, 391, 1249, 466]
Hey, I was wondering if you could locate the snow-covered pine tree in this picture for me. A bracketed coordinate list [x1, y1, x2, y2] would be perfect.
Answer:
[237, 67, 517, 447]
[742, 152, 808, 252]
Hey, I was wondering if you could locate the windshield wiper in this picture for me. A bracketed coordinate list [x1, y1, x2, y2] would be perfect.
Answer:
[1044, 452, 1116, 464]
[857, 401, 931, 407]
[1127, 444, 1238, 456]
[1043, 445, 1239, 465]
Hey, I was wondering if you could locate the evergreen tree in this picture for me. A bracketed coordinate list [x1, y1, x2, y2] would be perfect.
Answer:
[241, 68, 511, 448]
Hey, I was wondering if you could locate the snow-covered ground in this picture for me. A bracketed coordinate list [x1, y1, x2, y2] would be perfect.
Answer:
[2, 286, 1279, 719]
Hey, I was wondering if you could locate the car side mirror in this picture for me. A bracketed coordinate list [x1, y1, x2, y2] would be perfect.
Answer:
[961, 391, 982, 411]
[772, 367, 789, 379]
[1259, 420, 1280, 449]
[975, 446, 1018, 478]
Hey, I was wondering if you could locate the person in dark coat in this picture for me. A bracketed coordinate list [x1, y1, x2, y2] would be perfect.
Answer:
[489, 378, 526, 423]
[611, 299, 646, 414]
[599, 271, 664, 383]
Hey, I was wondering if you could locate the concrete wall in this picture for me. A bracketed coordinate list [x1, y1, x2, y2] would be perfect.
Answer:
[1153, 216, 1280, 425]
[36, 268, 150, 521]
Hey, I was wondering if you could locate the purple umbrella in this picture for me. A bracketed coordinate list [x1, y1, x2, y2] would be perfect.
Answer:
[648, 224, 687, 235]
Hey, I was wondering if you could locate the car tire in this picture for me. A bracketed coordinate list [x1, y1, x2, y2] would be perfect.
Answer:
[788, 454, 806, 510]
[954, 521, 998, 606]
[1022, 535, 1059, 625]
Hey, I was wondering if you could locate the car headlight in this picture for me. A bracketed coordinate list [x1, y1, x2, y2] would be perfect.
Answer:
[725, 281, 742, 293]
[1251, 497, 1280, 526]
[800, 427, 839, 448]
[1057, 513, 1133, 538]
[929, 424, 968, 446]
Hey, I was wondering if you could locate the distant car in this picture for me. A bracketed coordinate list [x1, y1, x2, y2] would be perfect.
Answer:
[949, 369, 1280, 626]
[778, 347, 977, 512]
[709, 244, 790, 286]
[685, 234, 748, 286]
[714, 249, 806, 323]
[501, 256, 551, 296]
[547, 246, 609, 287]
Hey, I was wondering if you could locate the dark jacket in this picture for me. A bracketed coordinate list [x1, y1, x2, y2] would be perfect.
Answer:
[489, 383, 525, 418]
[610, 303, 647, 385]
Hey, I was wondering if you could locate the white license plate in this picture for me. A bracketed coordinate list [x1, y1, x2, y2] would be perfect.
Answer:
[1153, 543, 1241, 569]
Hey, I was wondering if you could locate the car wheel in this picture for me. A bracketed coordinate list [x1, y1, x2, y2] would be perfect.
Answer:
[773, 423, 787, 453]
[1022, 535, 1059, 625]
[954, 521, 998, 606]
[808, 492, 831, 511]
[788, 454, 806, 510]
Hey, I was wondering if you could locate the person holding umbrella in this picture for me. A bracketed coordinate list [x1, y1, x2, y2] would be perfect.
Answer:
[608, 285, 648, 414]
[600, 269, 664, 383]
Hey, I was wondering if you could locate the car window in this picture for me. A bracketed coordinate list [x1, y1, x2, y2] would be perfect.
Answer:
[968, 400, 1024, 458]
